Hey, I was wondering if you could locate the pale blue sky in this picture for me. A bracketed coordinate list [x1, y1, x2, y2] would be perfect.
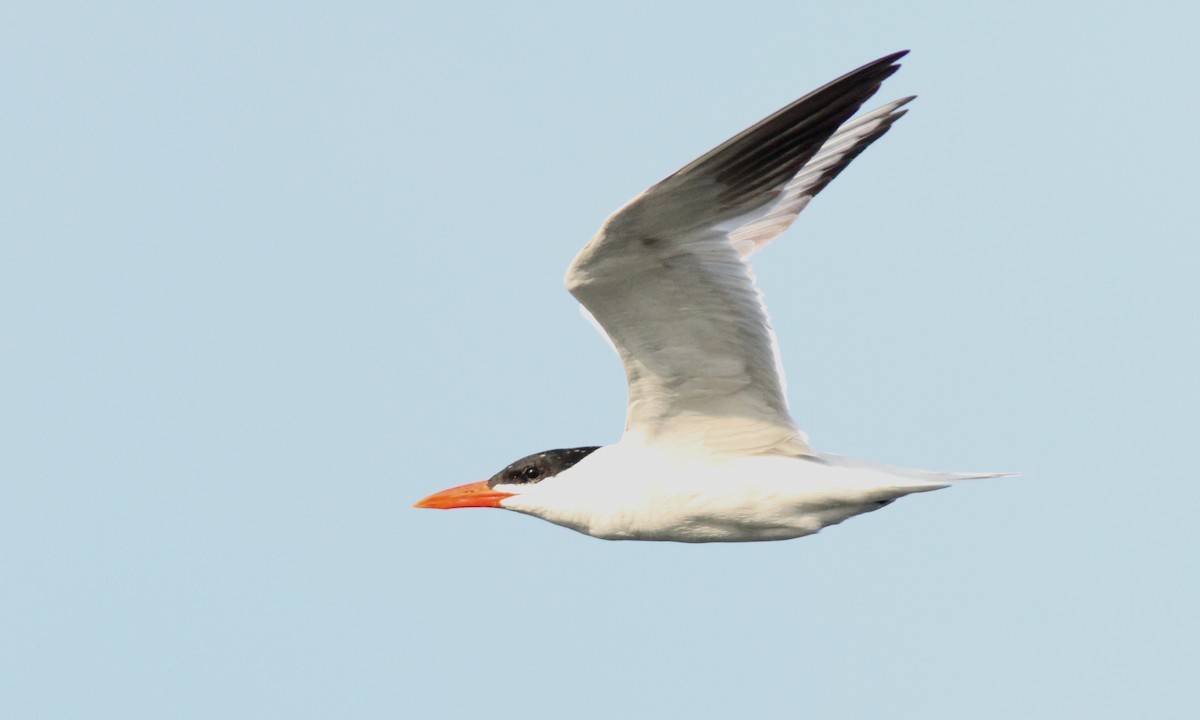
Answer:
[3, 1, 1198, 718]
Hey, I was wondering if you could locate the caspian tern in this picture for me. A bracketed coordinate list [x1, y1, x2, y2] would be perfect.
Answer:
[415, 51, 1008, 542]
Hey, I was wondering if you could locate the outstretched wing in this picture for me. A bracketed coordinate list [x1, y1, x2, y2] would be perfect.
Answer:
[566, 52, 911, 456]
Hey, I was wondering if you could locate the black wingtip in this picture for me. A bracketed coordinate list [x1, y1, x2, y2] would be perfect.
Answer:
[871, 50, 910, 75]
[623, 50, 916, 234]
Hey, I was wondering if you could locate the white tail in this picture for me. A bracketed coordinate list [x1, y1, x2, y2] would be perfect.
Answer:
[815, 452, 1017, 484]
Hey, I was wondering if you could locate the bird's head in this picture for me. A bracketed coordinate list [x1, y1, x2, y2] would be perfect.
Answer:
[413, 446, 601, 509]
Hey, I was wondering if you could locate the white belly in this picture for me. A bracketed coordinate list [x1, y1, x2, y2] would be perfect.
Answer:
[500, 448, 952, 543]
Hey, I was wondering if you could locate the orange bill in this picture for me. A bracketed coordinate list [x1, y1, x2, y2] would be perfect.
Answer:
[413, 480, 514, 509]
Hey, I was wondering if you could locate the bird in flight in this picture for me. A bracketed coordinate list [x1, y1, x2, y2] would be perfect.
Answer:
[415, 51, 1008, 542]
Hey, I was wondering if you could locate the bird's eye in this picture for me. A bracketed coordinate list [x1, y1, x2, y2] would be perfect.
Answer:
[522, 466, 541, 480]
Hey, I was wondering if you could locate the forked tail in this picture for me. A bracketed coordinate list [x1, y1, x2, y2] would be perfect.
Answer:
[815, 452, 1017, 484]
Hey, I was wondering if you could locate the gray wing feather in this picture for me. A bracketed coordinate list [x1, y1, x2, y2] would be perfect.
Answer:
[567, 53, 912, 456]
